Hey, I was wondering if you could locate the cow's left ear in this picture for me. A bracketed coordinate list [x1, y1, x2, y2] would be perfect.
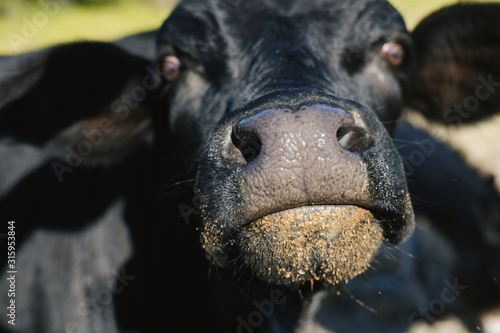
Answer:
[404, 3, 500, 125]
[0, 41, 173, 159]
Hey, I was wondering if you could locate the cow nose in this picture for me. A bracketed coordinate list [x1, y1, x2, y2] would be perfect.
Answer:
[230, 122, 263, 165]
[226, 104, 372, 222]
[230, 104, 368, 165]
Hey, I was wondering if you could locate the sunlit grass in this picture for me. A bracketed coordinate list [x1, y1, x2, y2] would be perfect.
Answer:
[1, 0, 499, 55]
[0, 1, 178, 55]
[393, 0, 500, 29]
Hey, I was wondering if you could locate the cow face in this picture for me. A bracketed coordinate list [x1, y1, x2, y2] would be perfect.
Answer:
[156, 0, 415, 287]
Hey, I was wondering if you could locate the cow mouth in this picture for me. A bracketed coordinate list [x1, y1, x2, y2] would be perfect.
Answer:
[236, 205, 384, 287]
[241, 204, 375, 228]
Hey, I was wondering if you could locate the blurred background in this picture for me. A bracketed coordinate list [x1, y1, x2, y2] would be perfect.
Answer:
[1, 0, 499, 55]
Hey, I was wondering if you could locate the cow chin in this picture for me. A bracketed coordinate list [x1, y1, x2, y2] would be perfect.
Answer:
[202, 205, 383, 288]
[237, 206, 383, 287]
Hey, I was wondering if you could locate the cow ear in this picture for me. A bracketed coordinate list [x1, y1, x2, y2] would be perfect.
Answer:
[0, 42, 165, 160]
[404, 3, 500, 125]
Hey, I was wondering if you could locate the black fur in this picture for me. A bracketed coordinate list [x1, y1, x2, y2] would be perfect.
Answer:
[1, 1, 500, 332]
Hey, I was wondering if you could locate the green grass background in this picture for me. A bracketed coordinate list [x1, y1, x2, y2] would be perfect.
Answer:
[0, 0, 499, 55]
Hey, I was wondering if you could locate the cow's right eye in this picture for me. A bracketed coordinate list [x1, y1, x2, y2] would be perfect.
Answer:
[161, 56, 182, 81]
[380, 42, 405, 67]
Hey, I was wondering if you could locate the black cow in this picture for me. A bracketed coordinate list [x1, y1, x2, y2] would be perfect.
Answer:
[0, 1, 499, 332]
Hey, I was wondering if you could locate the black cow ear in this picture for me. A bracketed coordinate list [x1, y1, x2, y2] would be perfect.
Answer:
[0, 41, 165, 159]
[404, 4, 500, 125]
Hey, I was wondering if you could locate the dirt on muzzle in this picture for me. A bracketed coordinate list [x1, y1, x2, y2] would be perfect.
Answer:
[237, 205, 384, 287]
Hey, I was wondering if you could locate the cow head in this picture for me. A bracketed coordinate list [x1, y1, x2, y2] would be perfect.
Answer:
[156, 0, 415, 287]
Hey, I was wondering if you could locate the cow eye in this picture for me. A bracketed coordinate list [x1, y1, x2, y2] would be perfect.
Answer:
[161, 56, 182, 81]
[380, 42, 404, 67]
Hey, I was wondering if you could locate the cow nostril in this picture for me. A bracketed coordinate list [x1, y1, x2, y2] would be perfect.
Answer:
[230, 127, 262, 165]
[336, 126, 368, 153]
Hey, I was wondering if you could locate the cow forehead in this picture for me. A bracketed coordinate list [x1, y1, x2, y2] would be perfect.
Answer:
[162, 0, 408, 106]
[170, 0, 406, 44]
[222, 0, 399, 21]
[164, 0, 407, 73]
[180, 0, 397, 16]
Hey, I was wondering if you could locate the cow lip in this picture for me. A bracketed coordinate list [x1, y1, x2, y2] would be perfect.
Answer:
[242, 204, 376, 228]
[236, 204, 384, 287]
